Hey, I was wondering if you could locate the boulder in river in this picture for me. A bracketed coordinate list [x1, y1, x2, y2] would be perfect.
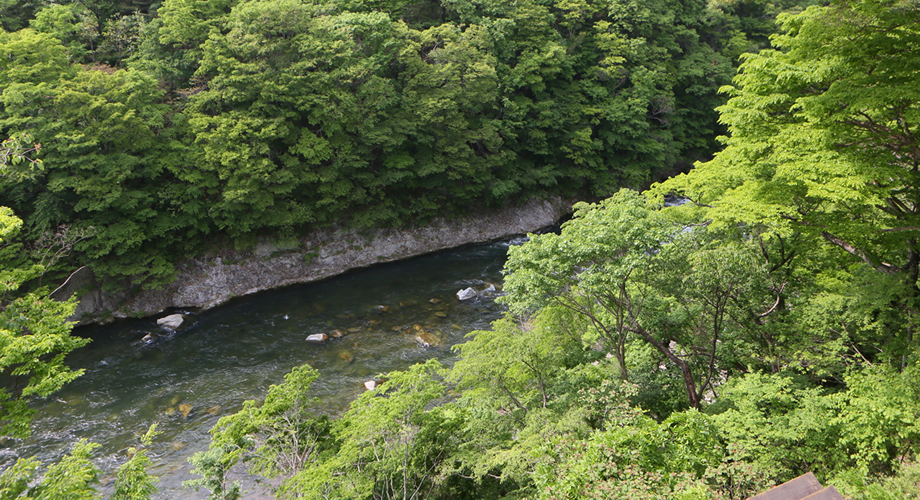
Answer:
[179, 403, 192, 418]
[141, 333, 158, 344]
[364, 380, 377, 391]
[306, 333, 328, 342]
[456, 287, 477, 301]
[414, 331, 441, 348]
[157, 314, 184, 329]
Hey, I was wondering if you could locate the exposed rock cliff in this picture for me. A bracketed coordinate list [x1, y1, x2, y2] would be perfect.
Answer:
[63, 198, 571, 323]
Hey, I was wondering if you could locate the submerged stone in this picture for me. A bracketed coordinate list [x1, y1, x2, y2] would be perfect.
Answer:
[414, 331, 441, 348]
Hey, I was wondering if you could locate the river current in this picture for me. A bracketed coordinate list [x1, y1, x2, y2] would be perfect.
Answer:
[5, 238, 524, 498]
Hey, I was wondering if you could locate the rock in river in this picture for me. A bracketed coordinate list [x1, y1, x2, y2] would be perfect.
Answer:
[456, 287, 477, 301]
[156, 314, 184, 329]
[306, 333, 328, 342]
[414, 331, 441, 348]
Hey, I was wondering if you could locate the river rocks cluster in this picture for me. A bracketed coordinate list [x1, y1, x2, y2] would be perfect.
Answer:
[297, 294, 469, 350]
[456, 283, 500, 301]
[138, 313, 195, 345]
[283, 280, 506, 398]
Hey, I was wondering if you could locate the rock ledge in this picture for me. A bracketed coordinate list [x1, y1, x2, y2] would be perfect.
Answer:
[64, 198, 571, 324]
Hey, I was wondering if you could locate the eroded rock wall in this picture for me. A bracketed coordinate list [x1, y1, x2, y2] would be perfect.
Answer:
[66, 198, 571, 323]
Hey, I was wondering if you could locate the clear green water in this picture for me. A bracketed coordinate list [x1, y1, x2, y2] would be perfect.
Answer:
[4, 239, 521, 498]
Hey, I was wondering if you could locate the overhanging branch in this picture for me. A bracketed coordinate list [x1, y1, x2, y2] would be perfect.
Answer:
[820, 231, 900, 274]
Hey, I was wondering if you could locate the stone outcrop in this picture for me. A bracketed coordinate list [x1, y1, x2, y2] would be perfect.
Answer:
[63, 197, 571, 324]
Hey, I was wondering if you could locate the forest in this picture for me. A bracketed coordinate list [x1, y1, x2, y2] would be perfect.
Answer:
[1, 0, 920, 498]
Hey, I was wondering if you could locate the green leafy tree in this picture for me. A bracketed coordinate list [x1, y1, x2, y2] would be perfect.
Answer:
[1, 143, 88, 438]
[111, 424, 161, 500]
[1, 29, 203, 286]
[0, 136, 153, 498]
[187, 364, 330, 499]
[501, 189, 777, 409]
[533, 408, 720, 500]
[185, 445, 242, 500]
[0, 440, 100, 499]
[658, 0, 920, 360]
[30, 4, 97, 62]
[711, 364, 920, 486]
[286, 359, 455, 500]
[449, 311, 583, 415]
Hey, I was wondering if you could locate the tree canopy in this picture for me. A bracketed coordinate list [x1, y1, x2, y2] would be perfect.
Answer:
[0, 0, 772, 288]
[10, 0, 920, 498]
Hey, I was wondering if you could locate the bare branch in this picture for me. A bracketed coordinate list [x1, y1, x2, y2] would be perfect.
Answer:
[758, 282, 787, 318]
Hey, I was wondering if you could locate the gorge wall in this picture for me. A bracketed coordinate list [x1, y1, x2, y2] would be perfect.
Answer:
[63, 198, 572, 324]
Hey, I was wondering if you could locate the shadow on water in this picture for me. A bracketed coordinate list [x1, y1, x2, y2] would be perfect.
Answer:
[5, 239, 527, 498]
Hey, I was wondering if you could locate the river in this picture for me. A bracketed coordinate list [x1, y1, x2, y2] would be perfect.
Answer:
[4, 238, 525, 498]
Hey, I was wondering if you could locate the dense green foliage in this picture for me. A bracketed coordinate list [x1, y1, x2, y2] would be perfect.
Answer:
[0, 0, 786, 287]
[9, 0, 920, 497]
[0, 135, 156, 498]
[179, 0, 920, 498]
[0, 179, 88, 439]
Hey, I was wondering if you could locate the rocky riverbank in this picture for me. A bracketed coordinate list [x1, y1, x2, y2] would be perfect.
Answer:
[62, 198, 572, 324]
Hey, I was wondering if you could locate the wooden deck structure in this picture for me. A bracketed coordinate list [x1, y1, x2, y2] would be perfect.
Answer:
[748, 472, 844, 500]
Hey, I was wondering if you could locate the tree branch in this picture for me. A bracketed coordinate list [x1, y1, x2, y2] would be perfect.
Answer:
[820, 231, 900, 273]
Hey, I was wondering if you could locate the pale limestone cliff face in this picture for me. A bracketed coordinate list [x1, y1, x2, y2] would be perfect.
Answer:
[65, 198, 571, 323]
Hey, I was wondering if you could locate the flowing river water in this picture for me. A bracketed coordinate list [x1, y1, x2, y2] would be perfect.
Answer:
[3, 238, 527, 498]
